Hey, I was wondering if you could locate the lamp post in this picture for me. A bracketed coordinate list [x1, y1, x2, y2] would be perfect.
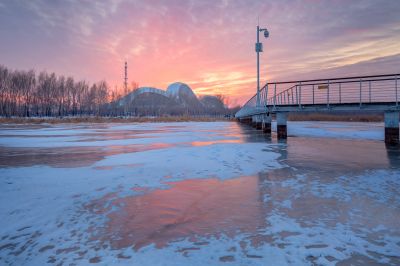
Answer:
[256, 24, 269, 107]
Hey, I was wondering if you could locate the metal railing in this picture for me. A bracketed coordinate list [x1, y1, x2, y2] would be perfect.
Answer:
[236, 74, 399, 118]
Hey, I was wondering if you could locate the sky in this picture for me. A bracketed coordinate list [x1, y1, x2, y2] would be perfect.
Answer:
[1, 0, 400, 106]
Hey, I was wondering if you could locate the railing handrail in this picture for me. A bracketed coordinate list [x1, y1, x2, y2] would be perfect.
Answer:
[243, 74, 400, 108]
[268, 75, 399, 103]
[236, 73, 399, 118]
[264, 73, 399, 85]
[275, 77, 397, 87]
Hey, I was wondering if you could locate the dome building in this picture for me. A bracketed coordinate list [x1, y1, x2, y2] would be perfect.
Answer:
[166, 82, 203, 111]
[166, 82, 197, 100]
[116, 82, 225, 116]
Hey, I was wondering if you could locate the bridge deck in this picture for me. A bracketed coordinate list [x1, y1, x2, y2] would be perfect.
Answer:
[242, 102, 399, 116]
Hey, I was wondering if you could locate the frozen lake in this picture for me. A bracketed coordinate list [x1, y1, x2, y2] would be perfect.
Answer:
[0, 121, 399, 265]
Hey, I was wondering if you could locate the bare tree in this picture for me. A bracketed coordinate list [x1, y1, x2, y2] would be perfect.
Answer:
[55, 75, 65, 116]
[0, 64, 220, 118]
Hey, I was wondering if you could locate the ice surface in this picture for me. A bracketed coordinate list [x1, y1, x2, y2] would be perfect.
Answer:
[0, 121, 399, 265]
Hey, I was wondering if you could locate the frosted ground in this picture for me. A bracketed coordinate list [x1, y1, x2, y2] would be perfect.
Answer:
[0, 121, 399, 265]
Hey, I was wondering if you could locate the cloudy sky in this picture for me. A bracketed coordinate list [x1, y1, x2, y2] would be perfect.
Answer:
[1, 0, 399, 105]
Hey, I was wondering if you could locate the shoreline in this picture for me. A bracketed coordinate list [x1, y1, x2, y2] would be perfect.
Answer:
[0, 113, 385, 124]
[0, 116, 233, 124]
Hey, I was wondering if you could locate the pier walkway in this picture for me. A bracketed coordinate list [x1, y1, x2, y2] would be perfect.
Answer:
[235, 74, 400, 144]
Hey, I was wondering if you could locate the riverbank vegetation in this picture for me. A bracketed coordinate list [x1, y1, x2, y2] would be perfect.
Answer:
[0, 65, 238, 118]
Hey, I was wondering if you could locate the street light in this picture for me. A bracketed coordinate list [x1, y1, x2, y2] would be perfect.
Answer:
[256, 24, 269, 107]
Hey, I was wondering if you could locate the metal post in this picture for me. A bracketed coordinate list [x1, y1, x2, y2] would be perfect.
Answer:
[299, 82, 302, 108]
[255, 24, 269, 108]
[339, 83, 341, 104]
[291, 88, 294, 104]
[312, 84, 315, 105]
[284, 91, 286, 104]
[396, 76, 398, 107]
[295, 85, 298, 105]
[256, 25, 260, 107]
[274, 83, 276, 108]
[327, 80, 330, 108]
[369, 80, 371, 103]
[261, 87, 265, 107]
[359, 79, 362, 108]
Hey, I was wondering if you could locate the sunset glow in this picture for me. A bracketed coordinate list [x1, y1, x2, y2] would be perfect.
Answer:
[1, 1, 399, 106]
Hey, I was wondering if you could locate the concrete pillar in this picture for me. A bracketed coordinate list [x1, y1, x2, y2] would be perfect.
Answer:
[256, 115, 263, 130]
[277, 112, 287, 139]
[384, 112, 399, 145]
[251, 116, 257, 128]
[247, 117, 252, 125]
[262, 114, 272, 134]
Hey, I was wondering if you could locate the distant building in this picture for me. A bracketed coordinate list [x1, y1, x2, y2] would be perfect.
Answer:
[116, 82, 226, 116]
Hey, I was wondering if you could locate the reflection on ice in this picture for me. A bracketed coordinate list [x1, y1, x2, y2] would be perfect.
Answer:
[0, 143, 173, 168]
[88, 177, 266, 250]
[280, 137, 394, 172]
[83, 166, 400, 265]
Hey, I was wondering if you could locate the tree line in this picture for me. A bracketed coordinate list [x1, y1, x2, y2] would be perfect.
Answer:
[0, 64, 238, 118]
[0, 65, 129, 117]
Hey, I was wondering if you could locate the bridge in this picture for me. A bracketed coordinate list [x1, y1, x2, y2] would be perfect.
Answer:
[235, 73, 400, 144]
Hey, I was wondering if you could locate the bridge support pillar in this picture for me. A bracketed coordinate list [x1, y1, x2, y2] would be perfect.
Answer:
[252, 115, 262, 129]
[384, 112, 399, 145]
[277, 113, 287, 139]
[251, 116, 257, 128]
[256, 115, 263, 130]
[262, 114, 272, 134]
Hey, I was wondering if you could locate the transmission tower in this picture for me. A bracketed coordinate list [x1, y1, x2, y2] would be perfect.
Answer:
[124, 61, 128, 94]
